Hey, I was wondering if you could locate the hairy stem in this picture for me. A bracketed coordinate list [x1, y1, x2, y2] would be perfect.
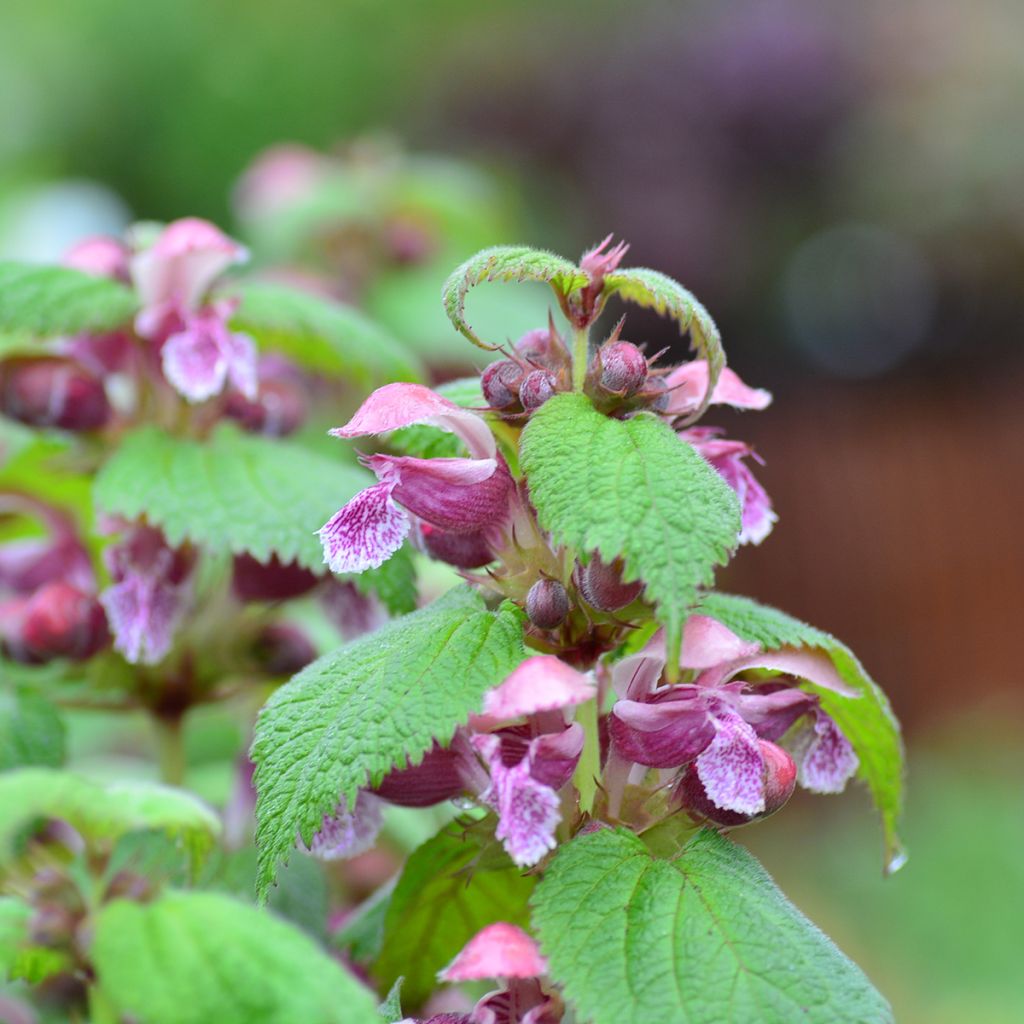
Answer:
[155, 715, 186, 786]
[572, 695, 601, 814]
[571, 325, 590, 391]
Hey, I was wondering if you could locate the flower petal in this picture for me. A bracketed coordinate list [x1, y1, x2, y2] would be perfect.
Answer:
[791, 711, 859, 794]
[304, 792, 383, 860]
[318, 480, 410, 574]
[695, 711, 766, 815]
[161, 322, 227, 403]
[474, 656, 595, 729]
[611, 690, 716, 768]
[223, 329, 258, 401]
[100, 574, 186, 665]
[681, 615, 760, 669]
[610, 648, 666, 700]
[664, 361, 772, 416]
[333, 382, 496, 460]
[727, 647, 859, 698]
[439, 923, 548, 982]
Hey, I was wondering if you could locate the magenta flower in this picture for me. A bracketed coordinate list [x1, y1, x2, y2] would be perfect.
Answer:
[99, 524, 194, 665]
[683, 427, 777, 545]
[63, 235, 131, 282]
[131, 218, 248, 338]
[319, 383, 512, 573]
[610, 616, 858, 816]
[160, 300, 258, 404]
[662, 359, 772, 418]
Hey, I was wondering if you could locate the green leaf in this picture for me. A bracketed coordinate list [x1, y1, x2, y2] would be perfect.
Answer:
[334, 878, 396, 964]
[0, 896, 32, 978]
[0, 262, 138, 336]
[92, 890, 382, 1024]
[604, 267, 723, 422]
[251, 587, 526, 899]
[374, 822, 535, 1006]
[442, 246, 586, 349]
[0, 686, 65, 770]
[520, 394, 740, 670]
[532, 828, 893, 1024]
[357, 545, 418, 617]
[94, 424, 370, 572]
[0, 769, 220, 872]
[227, 281, 422, 385]
[378, 979, 404, 1023]
[695, 592, 905, 868]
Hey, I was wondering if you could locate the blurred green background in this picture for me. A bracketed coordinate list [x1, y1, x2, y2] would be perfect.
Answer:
[2, 0, 1022, 1020]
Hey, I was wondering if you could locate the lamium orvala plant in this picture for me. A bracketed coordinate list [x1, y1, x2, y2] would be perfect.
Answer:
[0, 228, 903, 1024]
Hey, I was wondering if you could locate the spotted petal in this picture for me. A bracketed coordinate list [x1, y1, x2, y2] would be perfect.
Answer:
[318, 480, 410, 574]
[791, 711, 859, 794]
[303, 792, 383, 860]
[695, 711, 766, 815]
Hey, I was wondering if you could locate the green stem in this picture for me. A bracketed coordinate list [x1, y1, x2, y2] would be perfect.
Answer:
[571, 325, 590, 391]
[572, 694, 601, 815]
[155, 715, 186, 787]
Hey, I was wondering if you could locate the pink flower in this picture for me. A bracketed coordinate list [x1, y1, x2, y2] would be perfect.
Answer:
[303, 791, 384, 860]
[319, 384, 512, 574]
[683, 427, 777, 545]
[99, 524, 194, 665]
[63, 235, 131, 281]
[233, 143, 327, 219]
[131, 218, 248, 337]
[160, 300, 257, 404]
[610, 616, 858, 816]
[663, 359, 772, 418]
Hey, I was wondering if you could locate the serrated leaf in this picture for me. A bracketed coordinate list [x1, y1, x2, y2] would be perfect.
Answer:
[378, 978, 405, 1023]
[374, 823, 535, 1007]
[251, 587, 526, 899]
[604, 267, 723, 423]
[0, 769, 220, 872]
[696, 592, 904, 868]
[227, 281, 422, 384]
[0, 262, 138, 337]
[357, 545, 418, 616]
[532, 828, 892, 1024]
[94, 424, 370, 572]
[0, 686, 65, 770]
[520, 394, 740, 670]
[442, 246, 587, 349]
[92, 890, 381, 1024]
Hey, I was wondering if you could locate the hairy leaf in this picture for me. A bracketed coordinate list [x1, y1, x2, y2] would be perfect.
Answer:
[357, 545, 418, 616]
[532, 828, 892, 1024]
[92, 890, 381, 1024]
[0, 769, 220, 871]
[227, 281, 421, 384]
[0, 686, 65, 770]
[696, 592, 904, 868]
[442, 246, 586, 349]
[604, 267, 723, 422]
[251, 587, 526, 898]
[94, 424, 370, 572]
[0, 262, 137, 336]
[374, 822, 535, 1006]
[520, 394, 740, 670]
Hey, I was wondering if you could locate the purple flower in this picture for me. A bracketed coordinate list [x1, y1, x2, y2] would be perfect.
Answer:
[663, 359, 772, 418]
[99, 524, 194, 665]
[160, 300, 258, 404]
[683, 427, 777, 545]
[610, 616, 858, 816]
[319, 383, 512, 573]
[303, 791, 384, 860]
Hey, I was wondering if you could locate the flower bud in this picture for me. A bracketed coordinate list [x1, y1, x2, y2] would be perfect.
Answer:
[575, 553, 643, 611]
[481, 360, 525, 410]
[674, 740, 796, 828]
[252, 622, 317, 676]
[224, 378, 307, 437]
[519, 370, 557, 411]
[0, 357, 110, 431]
[231, 553, 320, 602]
[599, 341, 648, 396]
[419, 524, 494, 569]
[514, 326, 567, 370]
[526, 579, 569, 631]
[17, 582, 109, 662]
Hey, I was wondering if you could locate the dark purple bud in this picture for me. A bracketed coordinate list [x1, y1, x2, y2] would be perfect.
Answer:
[575, 553, 643, 611]
[419, 524, 494, 569]
[224, 378, 307, 437]
[231, 553, 320, 603]
[252, 622, 317, 676]
[0, 357, 110, 431]
[481, 359, 525, 410]
[526, 579, 569, 630]
[519, 370, 557, 411]
[17, 582, 109, 662]
[599, 341, 648, 396]
[674, 740, 796, 828]
[514, 324, 567, 370]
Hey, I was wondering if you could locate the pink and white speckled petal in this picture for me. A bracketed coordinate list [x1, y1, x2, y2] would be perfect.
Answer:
[100, 574, 186, 666]
[223, 330, 258, 401]
[792, 711, 859, 794]
[440, 923, 548, 982]
[304, 792, 383, 860]
[161, 323, 227, 403]
[664, 361, 772, 417]
[695, 711, 766, 815]
[332, 382, 496, 460]
[318, 481, 410, 574]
